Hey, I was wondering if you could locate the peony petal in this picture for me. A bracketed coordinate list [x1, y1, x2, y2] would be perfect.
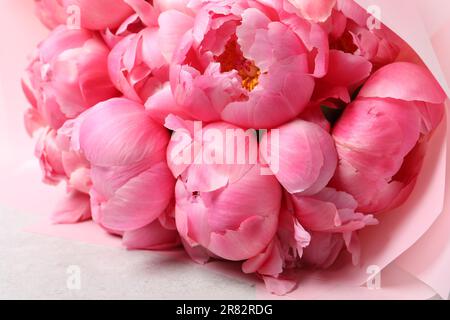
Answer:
[302, 232, 344, 268]
[158, 9, 194, 62]
[262, 275, 297, 296]
[63, 0, 134, 30]
[175, 164, 281, 261]
[322, 49, 372, 87]
[122, 218, 180, 250]
[51, 190, 91, 224]
[288, 0, 337, 23]
[99, 162, 175, 231]
[221, 56, 314, 129]
[333, 97, 422, 178]
[260, 119, 337, 195]
[145, 83, 192, 125]
[359, 62, 446, 104]
[79, 98, 169, 167]
[242, 239, 284, 276]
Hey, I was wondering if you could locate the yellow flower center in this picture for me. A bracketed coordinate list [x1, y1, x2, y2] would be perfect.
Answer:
[215, 38, 261, 92]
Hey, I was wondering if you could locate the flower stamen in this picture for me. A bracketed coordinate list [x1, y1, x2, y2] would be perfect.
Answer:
[215, 38, 261, 92]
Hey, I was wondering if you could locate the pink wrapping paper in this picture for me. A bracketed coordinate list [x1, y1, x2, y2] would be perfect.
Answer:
[357, 0, 450, 300]
[0, 0, 449, 299]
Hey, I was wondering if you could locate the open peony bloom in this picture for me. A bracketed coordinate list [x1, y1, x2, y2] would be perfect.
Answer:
[161, 0, 328, 128]
[166, 116, 282, 261]
[260, 119, 338, 196]
[22, 26, 119, 130]
[75, 98, 178, 249]
[331, 62, 446, 213]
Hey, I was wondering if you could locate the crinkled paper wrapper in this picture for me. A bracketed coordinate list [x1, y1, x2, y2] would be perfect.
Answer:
[0, 0, 449, 300]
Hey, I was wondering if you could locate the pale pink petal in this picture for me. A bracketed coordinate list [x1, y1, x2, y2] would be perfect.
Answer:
[262, 275, 297, 296]
[288, 0, 337, 23]
[51, 190, 91, 224]
[336, 0, 368, 27]
[158, 10, 194, 61]
[122, 219, 180, 250]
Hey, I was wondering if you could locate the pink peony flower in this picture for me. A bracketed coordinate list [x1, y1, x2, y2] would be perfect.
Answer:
[108, 27, 169, 103]
[105, 1, 192, 123]
[260, 119, 338, 196]
[166, 116, 282, 261]
[331, 62, 446, 213]
[329, 0, 400, 68]
[34, 126, 92, 223]
[35, 127, 90, 190]
[160, 0, 328, 128]
[75, 98, 178, 248]
[23, 26, 119, 130]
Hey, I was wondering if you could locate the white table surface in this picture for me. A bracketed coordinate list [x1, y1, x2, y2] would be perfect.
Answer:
[0, 205, 259, 300]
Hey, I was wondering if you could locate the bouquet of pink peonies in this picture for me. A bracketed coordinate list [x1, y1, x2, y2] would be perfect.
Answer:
[23, 0, 448, 295]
